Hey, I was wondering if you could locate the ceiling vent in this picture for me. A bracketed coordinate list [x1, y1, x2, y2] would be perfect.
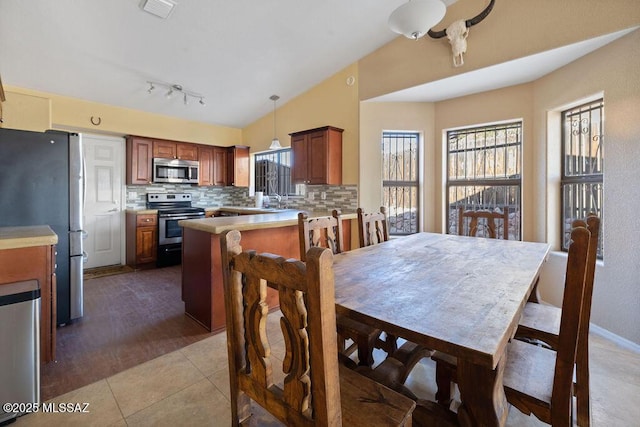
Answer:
[140, 0, 176, 19]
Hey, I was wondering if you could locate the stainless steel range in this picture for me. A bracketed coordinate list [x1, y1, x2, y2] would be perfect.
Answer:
[146, 193, 205, 267]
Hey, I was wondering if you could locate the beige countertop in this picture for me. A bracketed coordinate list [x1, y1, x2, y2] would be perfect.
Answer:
[0, 225, 59, 250]
[125, 209, 157, 214]
[179, 210, 356, 234]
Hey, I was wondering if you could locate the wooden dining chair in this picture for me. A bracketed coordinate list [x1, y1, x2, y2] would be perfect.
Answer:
[357, 206, 390, 247]
[298, 210, 381, 368]
[432, 224, 592, 426]
[298, 210, 343, 261]
[515, 213, 600, 427]
[457, 206, 509, 239]
[220, 229, 416, 426]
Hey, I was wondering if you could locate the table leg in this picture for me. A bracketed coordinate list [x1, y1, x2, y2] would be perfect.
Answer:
[456, 356, 508, 427]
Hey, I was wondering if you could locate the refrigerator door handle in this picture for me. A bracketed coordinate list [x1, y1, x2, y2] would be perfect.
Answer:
[82, 154, 87, 211]
[69, 255, 84, 320]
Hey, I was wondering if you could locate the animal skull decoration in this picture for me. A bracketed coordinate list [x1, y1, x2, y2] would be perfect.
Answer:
[428, 0, 495, 67]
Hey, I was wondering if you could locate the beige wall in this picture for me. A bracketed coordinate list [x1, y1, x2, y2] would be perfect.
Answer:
[2, 86, 242, 146]
[532, 30, 640, 344]
[242, 64, 360, 185]
[358, 28, 640, 344]
[359, 0, 640, 100]
[434, 84, 535, 238]
[359, 102, 436, 231]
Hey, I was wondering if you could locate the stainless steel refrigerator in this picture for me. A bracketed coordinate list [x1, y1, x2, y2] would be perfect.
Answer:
[0, 128, 84, 324]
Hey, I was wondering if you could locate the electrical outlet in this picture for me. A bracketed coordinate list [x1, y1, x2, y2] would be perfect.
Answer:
[320, 191, 326, 200]
[308, 192, 314, 201]
[128, 191, 137, 199]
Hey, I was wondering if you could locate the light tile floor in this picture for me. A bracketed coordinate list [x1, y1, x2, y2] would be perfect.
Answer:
[15, 314, 640, 427]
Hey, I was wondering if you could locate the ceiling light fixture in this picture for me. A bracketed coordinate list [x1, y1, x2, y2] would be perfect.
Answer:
[147, 81, 205, 107]
[140, 0, 176, 19]
[269, 95, 282, 150]
[388, 0, 447, 40]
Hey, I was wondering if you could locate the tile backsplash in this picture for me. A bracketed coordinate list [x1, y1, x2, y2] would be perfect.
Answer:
[126, 184, 358, 213]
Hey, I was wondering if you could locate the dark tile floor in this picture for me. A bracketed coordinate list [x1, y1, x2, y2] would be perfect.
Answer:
[40, 265, 213, 401]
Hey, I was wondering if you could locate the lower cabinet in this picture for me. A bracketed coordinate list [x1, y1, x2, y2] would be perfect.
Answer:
[126, 213, 157, 268]
[0, 244, 56, 364]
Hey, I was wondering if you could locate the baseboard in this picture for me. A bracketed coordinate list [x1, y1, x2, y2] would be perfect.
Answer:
[590, 323, 640, 354]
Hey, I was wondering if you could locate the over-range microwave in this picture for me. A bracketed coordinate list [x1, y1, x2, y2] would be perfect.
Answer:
[152, 158, 199, 184]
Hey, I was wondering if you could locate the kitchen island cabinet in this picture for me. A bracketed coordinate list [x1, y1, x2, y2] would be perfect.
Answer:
[0, 225, 58, 364]
[180, 210, 354, 332]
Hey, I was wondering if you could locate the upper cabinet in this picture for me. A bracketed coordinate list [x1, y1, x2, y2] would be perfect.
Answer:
[153, 139, 198, 160]
[227, 145, 250, 187]
[126, 136, 153, 185]
[127, 135, 249, 187]
[198, 145, 249, 187]
[199, 145, 227, 186]
[291, 126, 343, 185]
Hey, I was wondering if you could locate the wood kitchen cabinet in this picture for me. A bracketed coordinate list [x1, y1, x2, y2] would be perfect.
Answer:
[227, 145, 249, 187]
[153, 139, 198, 160]
[198, 145, 214, 186]
[126, 212, 157, 268]
[0, 226, 57, 364]
[290, 126, 343, 185]
[126, 136, 154, 185]
[198, 145, 228, 186]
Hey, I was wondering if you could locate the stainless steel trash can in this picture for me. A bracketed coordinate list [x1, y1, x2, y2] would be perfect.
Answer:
[0, 279, 40, 424]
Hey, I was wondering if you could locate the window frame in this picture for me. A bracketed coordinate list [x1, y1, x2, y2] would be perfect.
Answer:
[560, 98, 604, 258]
[253, 148, 295, 196]
[445, 121, 523, 240]
[381, 131, 420, 236]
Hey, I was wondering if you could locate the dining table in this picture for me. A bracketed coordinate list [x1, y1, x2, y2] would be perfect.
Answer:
[332, 232, 551, 427]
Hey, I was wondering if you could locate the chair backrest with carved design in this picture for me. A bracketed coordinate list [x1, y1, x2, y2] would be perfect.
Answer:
[458, 206, 509, 239]
[298, 210, 343, 261]
[357, 207, 389, 247]
[220, 229, 340, 426]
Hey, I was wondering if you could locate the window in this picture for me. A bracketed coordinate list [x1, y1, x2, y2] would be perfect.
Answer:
[382, 132, 420, 235]
[561, 99, 604, 258]
[254, 149, 295, 196]
[446, 121, 522, 240]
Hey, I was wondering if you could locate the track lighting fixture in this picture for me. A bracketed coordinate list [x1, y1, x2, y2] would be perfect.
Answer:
[147, 81, 205, 107]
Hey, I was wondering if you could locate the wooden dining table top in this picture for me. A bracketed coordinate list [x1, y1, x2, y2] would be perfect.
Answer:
[332, 232, 551, 369]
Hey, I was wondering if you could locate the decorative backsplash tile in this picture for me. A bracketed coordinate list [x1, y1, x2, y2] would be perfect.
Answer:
[126, 184, 358, 213]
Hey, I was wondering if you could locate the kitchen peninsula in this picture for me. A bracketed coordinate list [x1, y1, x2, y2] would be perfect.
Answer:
[179, 210, 355, 332]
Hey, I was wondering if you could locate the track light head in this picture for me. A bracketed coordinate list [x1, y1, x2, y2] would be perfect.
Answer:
[147, 81, 205, 107]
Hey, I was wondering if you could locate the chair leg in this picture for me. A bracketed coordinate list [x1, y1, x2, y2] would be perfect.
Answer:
[575, 357, 591, 426]
[356, 334, 376, 367]
[434, 360, 455, 408]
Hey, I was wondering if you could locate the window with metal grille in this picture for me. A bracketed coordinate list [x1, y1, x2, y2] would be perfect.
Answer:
[561, 99, 604, 258]
[382, 132, 420, 235]
[254, 149, 295, 196]
[446, 121, 522, 240]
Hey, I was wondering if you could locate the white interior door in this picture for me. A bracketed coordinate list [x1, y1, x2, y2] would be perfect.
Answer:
[83, 134, 124, 269]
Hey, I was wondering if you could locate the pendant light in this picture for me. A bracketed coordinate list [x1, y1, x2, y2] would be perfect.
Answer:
[269, 95, 282, 150]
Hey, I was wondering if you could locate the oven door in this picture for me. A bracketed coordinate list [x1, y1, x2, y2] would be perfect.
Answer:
[158, 213, 193, 246]
[158, 211, 205, 245]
